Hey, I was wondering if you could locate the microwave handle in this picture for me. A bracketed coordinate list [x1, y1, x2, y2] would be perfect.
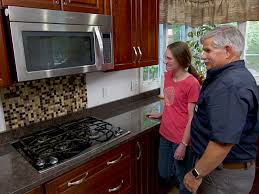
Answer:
[94, 26, 104, 70]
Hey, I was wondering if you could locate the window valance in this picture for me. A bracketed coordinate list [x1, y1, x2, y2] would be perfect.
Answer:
[160, 0, 259, 26]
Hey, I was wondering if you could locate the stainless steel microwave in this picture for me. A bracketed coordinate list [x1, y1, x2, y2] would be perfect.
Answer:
[5, 6, 113, 82]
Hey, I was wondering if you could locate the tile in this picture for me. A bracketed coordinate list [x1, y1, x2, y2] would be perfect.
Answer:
[0, 74, 87, 130]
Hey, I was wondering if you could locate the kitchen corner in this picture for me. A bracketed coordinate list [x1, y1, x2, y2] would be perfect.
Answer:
[0, 90, 162, 194]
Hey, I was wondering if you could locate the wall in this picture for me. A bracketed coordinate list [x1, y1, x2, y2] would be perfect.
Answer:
[86, 69, 139, 108]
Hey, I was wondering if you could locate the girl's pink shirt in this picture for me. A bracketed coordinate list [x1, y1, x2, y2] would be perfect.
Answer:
[160, 71, 200, 144]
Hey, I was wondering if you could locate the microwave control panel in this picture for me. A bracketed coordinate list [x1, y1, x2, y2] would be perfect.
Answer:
[102, 33, 112, 64]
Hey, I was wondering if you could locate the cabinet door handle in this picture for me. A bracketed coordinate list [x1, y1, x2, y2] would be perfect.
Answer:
[67, 172, 88, 187]
[137, 46, 142, 63]
[107, 154, 123, 165]
[53, 0, 59, 4]
[133, 47, 138, 63]
[108, 180, 124, 192]
[137, 141, 142, 160]
[63, 0, 68, 5]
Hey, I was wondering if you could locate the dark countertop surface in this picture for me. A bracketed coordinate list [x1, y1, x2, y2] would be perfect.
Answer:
[0, 96, 162, 194]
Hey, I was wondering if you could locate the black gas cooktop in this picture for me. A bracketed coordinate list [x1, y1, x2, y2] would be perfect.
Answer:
[12, 117, 130, 173]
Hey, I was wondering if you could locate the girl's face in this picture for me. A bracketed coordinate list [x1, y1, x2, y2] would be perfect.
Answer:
[163, 48, 181, 72]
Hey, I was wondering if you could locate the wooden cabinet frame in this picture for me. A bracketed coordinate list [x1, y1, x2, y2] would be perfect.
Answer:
[0, 11, 11, 87]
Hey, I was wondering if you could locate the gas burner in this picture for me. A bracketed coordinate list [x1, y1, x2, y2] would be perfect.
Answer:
[55, 142, 71, 151]
[89, 133, 100, 140]
[36, 158, 45, 167]
[12, 116, 130, 172]
[37, 136, 50, 143]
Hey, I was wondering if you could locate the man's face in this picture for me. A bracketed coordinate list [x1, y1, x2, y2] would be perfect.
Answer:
[201, 38, 229, 70]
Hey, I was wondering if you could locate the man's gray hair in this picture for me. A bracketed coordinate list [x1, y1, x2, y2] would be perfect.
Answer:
[200, 25, 245, 56]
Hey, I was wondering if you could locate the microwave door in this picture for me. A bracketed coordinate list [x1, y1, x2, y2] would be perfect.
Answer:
[9, 22, 101, 81]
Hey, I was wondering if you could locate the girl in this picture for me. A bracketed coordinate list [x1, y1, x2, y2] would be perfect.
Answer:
[148, 41, 201, 194]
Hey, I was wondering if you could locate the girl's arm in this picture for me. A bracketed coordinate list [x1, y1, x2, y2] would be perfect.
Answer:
[182, 102, 196, 145]
[174, 102, 196, 160]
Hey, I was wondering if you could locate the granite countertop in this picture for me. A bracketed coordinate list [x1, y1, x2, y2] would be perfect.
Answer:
[0, 95, 162, 194]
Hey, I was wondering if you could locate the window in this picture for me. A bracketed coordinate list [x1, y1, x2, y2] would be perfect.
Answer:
[243, 21, 259, 84]
[140, 21, 259, 93]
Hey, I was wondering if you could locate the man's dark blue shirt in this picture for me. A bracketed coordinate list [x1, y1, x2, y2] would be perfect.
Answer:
[191, 60, 259, 162]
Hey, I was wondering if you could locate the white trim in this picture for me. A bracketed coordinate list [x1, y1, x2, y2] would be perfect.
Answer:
[0, 95, 6, 132]
[239, 21, 259, 85]
[238, 22, 247, 59]
[139, 67, 160, 92]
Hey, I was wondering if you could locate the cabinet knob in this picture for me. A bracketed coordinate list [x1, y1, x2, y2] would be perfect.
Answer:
[63, 0, 68, 5]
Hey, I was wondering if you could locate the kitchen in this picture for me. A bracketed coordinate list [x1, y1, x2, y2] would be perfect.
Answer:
[0, 1, 259, 194]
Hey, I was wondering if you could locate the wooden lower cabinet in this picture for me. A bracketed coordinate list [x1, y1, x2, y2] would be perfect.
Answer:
[24, 186, 44, 194]
[45, 143, 133, 194]
[42, 126, 160, 194]
[133, 126, 160, 194]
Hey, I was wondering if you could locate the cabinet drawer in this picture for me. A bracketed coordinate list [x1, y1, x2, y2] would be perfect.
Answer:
[45, 143, 131, 194]
[90, 156, 133, 194]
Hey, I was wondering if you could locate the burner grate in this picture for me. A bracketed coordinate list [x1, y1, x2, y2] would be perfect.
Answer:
[12, 117, 130, 172]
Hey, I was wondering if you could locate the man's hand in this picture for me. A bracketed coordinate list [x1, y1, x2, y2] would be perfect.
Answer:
[174, 143, 186, 160]
[184, 170, 202, 194]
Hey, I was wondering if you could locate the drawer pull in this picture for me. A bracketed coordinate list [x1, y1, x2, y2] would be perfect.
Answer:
[137, 142, 142, 160]
[108, 180, 124, 192]
[67, 172, 88, 187]
[107, 154, 123, 165]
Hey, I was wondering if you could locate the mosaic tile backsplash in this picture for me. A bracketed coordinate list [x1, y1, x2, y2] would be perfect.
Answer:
[0, 74, 87, 130]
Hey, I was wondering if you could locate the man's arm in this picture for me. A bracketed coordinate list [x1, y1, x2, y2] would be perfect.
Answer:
[195, 141, 234, 177]
[183, 141, 234, 193]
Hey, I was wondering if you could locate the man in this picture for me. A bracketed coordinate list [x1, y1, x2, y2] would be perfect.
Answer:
[183, 25, 259, 194]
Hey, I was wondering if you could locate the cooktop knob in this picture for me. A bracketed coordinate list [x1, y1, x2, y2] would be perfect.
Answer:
[49, 157, 58, 165]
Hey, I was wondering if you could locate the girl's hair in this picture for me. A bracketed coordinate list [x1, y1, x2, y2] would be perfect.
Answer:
[167, 41, 204, 84]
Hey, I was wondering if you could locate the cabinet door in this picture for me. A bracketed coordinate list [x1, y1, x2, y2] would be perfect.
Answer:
[136, 0, 159, 67]
[0, 12, 11, 87]
[24, 186, 44, 194]
[62, 0, 105, 14]
[134, 134, 149, 194]
[134, 127, 160, 194]
[2, 0, 61, 10]
[112, 0, 138, 71]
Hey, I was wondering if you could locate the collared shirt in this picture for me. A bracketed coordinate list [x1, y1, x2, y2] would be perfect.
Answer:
[191, 60, 259, 162]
